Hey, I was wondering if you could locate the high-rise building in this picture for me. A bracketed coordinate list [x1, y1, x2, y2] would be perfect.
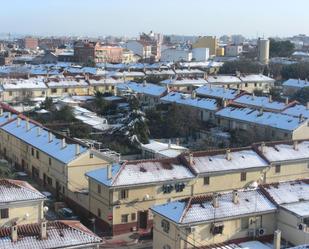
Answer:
[192, 36, 218, 57]
[258, 38, 270, 64]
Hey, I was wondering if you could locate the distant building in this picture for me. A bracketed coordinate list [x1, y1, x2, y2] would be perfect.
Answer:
[19, 37, 38, 50]
[192, 47, 209, 61]
[258, 38, 270, 64]
[193, 36, 218, 57]
[225, 45, 243, 57]
[161, 48, 192, 62]
[126, 40, 152, 60]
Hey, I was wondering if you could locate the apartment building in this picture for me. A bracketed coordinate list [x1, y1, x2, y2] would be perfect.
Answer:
[0, 109, 111, 213]
[196, 85, 243, 101]
[0, 179, 46, 227]
[126, 40, 152, 60]
[46, 78, 90, 97]
[216, 106, 309, 140]
[151, 189, 276, 249]
[86, 158, 196, 235]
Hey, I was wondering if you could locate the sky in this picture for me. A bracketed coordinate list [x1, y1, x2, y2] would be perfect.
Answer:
[1, 0, 308, 38]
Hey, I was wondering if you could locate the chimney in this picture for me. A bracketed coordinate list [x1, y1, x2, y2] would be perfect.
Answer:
[259, 108, 264, 116]
[17, 117, 21, 127]
[226, 149, 231, 161]
[306, 102, 309, 110]
[8, 112, 11, 119]
[299, 114, 304, 123]
[274, 230, 281, 249]
[222, 99, 228, 108]
[40, 221, 47, 239]
[269, 95, 272, 103]
[260, 142, 266, 153]
[212, 193, 219, 208]
[11, 224, 18, 242]
[143, 80, 147, 87]
[0, 108, 3, 116]
[61, 138, 66, 149]
[285, 97, 289, 105]
[75, 144, 80, 155]
[204, 72, 208, 80]
[232, 190, 239, 204]
[107, 164, 112, 180]
[176, 138, 180, 146]
[168, 139, 171, 149]
[166, 85, 170, 93]
[191, 90, 196, 99]
[26, 120, 30, 131]
[189, 153, 194, 165]
[293, 140, 299, 151]
[37, 127, 41, 136]
[48, 132, 53, 143]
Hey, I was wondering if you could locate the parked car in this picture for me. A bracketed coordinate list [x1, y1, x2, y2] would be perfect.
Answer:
[57, 207, 79, 220]
[41, 191, 55, 207]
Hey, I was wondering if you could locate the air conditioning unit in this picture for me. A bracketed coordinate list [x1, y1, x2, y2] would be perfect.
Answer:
[256, 228, 266, 237]
[185, 226, 196, 233]
[248, 228, 256, 237]
[298, 223, 307, 231]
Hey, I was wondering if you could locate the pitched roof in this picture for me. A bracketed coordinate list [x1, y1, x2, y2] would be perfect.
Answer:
[117, 82, 166, 97]
[151, 189, 276, 225]
[283, 78, 309, 88]
[0, 179, 45, 203]
[282, 104, 309, 119]
[86, 157, 195, 187]
[196, 85, 240, 100]
[0, 220, 102, 249]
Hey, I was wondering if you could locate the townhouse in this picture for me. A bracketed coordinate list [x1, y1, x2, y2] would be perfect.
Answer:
[46, 78, 90, 97]
[215, 106, 309, 140]
[85, 157, 195, 235]
[161, 91, 219, 122]
[261, 180, 309, 246]
[0, 78, 48, 103]
[117, 81, 167, 108]
[0, 107, 112, 213]
[88, 77, 122, 95]
[0, 179, 46, 226]
[151, 189, 277, 249]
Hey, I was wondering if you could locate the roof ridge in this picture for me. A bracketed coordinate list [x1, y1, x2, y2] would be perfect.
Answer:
[179, 196, 193, 223]
[4, 179, 45, 198]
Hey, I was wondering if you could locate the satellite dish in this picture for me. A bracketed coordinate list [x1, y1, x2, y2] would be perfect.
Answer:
[43, 206, 49, 213]
[24, 213, 29, 220]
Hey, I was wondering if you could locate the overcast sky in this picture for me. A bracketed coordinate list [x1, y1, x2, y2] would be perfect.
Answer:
[1, 0, 307, 38]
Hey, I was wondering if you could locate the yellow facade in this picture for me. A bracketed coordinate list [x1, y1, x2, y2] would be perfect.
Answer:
[216, 47, 225, 56]
[193, 36, 218, 56]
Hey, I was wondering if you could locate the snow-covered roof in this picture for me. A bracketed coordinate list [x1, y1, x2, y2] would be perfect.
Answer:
[160, 78, 208, 86]
[281, 201, 309, 217]
[283, 104, 309, 119]
[1, 118, 88, 164]
[216, 107, 305, 131]
[233, 95, 288, 111]
[151, 189, 276, 224]
[86, 158, 195, 187]
[141, 140, 188, 158]
[145, 69, 175, 76]
[283, 78, 309, 89]
[186, 149, 268, 174]
[117, 82, 166, 97]
[1, 79, 48, 90]
[196, 85, 240, 100]
[88, 78, 123, 85]
[47, 79, 89, 88]
[0, 179, 45, 203]
[161, 92, 218, 111]
[179, 61, 224, 69]
[262, 180, 309, 205]
[0, 111, 18, 126]
[109, 71, 145, 78]
[175, 69, 205, 75]
[239, 74, 274, 83]
[0, 220, 102, 249]
[207, 75, 242, 84]
[257, 141, 309, 162]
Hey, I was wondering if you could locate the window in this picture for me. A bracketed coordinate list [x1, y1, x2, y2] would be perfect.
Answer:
[51, 89, 57, 93]
[31, 148, 34, 156]
[240, 172, 247, 181]
[121, 214, 128, 223]
[131, 213, 136, 221]
[49, 158, 52, 166]
[245, 83, 248, 87]
[204, 176, 210, 185]
[275, 164, 281, 173]
[161, 219, 170, 233]
[90, 153, 94, 158]
[307, 162, 309, 169]
[47, 177, 52, 186]
[175, 183, 185, 192]
[97, 208, 101, 218]
[0, 208, 9, 219]
[304, 217, 309, 226]
[241, 217, 249, 229]
[36, 150, 40, 159]
[211, 223, 224, 235]
[120, 189, 129, 199]
[97, 184, 101, 194]
[9, 91, 12, 96]
[64, 88, 68, 93]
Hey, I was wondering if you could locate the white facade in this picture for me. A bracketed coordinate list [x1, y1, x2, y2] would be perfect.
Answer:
[192, 47, 210, 61]
[126, 40, 152, 59]
[161, 48, 192, 62]
[225, 45, 243, 57]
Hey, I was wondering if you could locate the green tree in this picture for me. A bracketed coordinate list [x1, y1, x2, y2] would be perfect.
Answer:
[41, 97, 53, 110]
[292, 87, 309, 105]
[281, 62, 309, 80]
[54, 106, 75, 122]
[219, 60, 263, 74]
[269, 39, 295, 58]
